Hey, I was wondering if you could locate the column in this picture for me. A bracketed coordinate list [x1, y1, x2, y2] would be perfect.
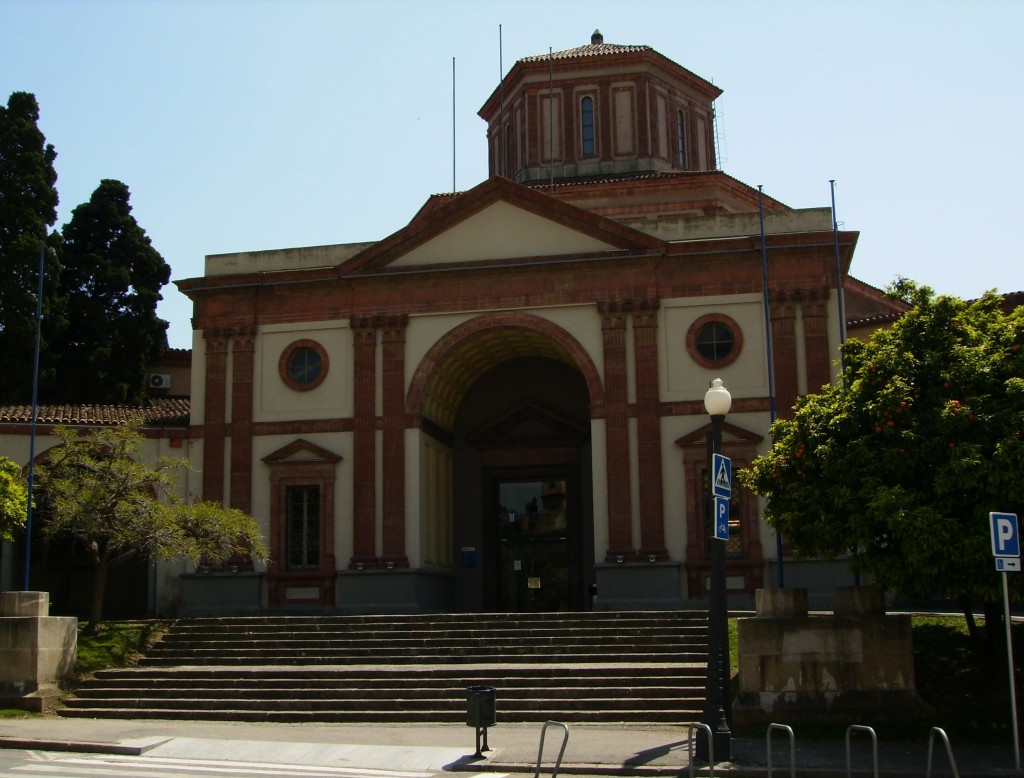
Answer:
[202, 329, 229, 503]
[771, 291, 799, 419]
[229, 326, 256, 515]
[802, 287, 832, 393]
[599, 300, 634, 562]
[380, 314, 409, 568]
[350, 317, 378, 568]
[633, 299, 667, 561]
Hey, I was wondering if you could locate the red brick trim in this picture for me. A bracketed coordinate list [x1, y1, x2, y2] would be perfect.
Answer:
[599, 300, 633, 562]
[230, 327, 256, 514]
[351, 318, 378, 568]
[202, 330, 229, 503]
[632, 299, 667, 560]
[380, 315, 410, 568]
[263, 445, 340, 607]
[406, 311, 605, 426]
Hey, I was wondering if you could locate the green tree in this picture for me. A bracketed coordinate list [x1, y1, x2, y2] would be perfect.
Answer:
[0, 91, 63, 403]
[37, 423, 268, 634]
[51, 179, 170, 404]
[0, 456, 29, 542]
[740, 286, 1024, 631]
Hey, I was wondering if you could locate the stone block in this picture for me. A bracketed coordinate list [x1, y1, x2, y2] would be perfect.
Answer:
[735, 588, 929, 727]
[755, 587, 808, 618]
[0, 591, 49, 618]
[0, 593, 77, 713]
[834, 586, 886, 617]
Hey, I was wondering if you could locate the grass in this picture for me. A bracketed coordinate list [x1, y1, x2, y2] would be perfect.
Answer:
[730, 613, 1024, 743]
[74, 620, 168, 675]
[0, 709, 36, 719]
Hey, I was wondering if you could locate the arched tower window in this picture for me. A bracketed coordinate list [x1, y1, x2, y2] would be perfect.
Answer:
[581, 96, 595, 157]
[677, 109, 687, 168]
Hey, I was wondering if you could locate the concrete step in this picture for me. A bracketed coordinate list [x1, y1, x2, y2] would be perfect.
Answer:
[62, 611, 711, 724]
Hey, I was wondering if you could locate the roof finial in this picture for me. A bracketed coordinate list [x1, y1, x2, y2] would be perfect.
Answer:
[591, 29, 603, 45]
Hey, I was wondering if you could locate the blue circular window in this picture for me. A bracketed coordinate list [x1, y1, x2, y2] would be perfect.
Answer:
[280, 340, 329, 391]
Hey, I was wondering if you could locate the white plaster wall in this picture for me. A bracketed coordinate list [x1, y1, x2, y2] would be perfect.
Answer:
[661, 294, 769, 402]
[255, 322, 352, 422]
[394, 202, 617, 266]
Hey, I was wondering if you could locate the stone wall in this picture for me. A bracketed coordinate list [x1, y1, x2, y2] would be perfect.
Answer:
[734, 587, 931, 727]
[0, 591, 77, 712]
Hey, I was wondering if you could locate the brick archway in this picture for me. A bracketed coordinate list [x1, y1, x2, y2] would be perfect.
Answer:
[407, 312, 604, 430]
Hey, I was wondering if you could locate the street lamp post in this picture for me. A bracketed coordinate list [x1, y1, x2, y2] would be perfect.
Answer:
[698, 377, 732, 763]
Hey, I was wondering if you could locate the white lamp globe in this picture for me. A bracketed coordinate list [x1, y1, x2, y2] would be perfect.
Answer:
[704, 377, 732, 417]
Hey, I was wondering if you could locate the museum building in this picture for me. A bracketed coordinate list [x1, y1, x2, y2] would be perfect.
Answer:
[1, 32, 903, 617]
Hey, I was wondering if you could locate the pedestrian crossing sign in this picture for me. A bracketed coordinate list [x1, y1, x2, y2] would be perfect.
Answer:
[712, 453, 732, 498]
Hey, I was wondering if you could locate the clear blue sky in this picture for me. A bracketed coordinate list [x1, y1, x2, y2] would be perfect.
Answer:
[3, 0, 1021, 350]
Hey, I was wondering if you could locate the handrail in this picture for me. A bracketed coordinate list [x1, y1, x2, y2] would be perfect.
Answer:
[845, 725, 878, 778]
[686, 722, 714, 777]
[767, 723, 796, 778]
[533, 720, 570, 778]
[926, 727, 960, 778]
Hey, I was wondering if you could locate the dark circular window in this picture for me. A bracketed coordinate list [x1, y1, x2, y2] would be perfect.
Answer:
[696, 322, 734, 361]
[279, 340, 329, 391]
[687, 313, 743, 368]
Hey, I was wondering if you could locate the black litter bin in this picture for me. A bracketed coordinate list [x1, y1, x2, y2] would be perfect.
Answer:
[466, 685, 497, 727]
[466, 685, 496, 757]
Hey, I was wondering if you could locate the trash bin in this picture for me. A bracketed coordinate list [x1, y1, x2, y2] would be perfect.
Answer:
[466, 685, 497, 728]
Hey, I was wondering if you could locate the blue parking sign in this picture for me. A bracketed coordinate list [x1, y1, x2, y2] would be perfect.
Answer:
[990, 512, 1020, 558]
[714, 496, 730, 541]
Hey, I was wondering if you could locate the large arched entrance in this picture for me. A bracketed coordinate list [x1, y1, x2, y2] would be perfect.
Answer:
[408, 314, 600, 612]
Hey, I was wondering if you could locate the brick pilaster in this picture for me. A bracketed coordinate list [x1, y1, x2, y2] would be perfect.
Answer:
[599, 300, 634, 561]
[202, 329, 229, 503]
[380, 314, 410, 568]
[229, 326, 256, 514]
[802, 288, 831, 393]
[771, 291, 799, 419]
[633, 299, 667, 561]
[350, 317, 379, 568]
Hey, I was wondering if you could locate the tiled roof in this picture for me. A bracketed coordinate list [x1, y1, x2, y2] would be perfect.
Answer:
[519, 41, 651, 63]
[0, 397, 190, 427]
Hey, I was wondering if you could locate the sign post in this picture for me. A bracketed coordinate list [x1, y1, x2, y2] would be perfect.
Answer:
[990, 512, 1021, 771]
[712, 454, 731, 541]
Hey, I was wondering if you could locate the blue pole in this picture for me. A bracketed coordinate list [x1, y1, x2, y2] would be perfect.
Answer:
[22, 241, 45, 591]
[758, 187, 784, 588]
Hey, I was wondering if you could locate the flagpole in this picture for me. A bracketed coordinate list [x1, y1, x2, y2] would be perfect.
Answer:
[23, 241, 45, 591]
[758, 186, 783, 588]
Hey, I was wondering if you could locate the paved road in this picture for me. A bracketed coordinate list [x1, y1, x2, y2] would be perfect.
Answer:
[0, 717, 1019, 777]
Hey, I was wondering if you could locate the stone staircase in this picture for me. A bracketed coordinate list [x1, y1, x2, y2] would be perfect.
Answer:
[60, 611, 709, 723]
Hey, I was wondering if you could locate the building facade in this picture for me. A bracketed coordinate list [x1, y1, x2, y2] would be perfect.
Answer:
[2, 33, 903, 616]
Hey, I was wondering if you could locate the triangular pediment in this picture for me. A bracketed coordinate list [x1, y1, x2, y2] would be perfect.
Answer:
[469, 403, 589, 449]
[339, 176, 663, 275]
[261, 438, 342, 464]
[675, 421, 764, 449]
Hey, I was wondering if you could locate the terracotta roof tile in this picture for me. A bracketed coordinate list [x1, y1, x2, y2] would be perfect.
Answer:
[519, 41, 651, 63]
[0, 397, 190, 427]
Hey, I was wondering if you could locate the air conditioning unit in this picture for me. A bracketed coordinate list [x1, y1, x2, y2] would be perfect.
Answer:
[149, 374, 172, 390]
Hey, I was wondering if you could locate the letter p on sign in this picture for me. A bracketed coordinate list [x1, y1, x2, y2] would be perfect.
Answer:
[990, 512, 1021, 558]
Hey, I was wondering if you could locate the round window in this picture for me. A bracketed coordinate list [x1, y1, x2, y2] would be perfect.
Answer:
[279, 340, 329, 391]
[695, 322, 734, 361]
[687, 314, 743, 368]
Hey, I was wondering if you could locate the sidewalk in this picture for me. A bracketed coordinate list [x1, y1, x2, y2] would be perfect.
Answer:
[0, 716, 1020, 777]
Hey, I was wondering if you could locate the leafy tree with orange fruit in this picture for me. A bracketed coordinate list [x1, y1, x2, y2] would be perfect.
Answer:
[741, 283, 1024, 636]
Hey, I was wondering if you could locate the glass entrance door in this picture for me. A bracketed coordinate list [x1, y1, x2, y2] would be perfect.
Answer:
[496, 479, 571, 611]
